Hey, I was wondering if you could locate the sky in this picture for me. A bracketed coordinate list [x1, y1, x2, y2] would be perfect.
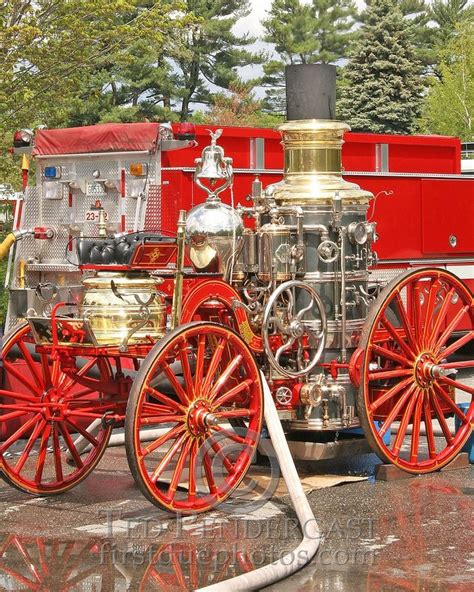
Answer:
[233, 0, 366, 85]
[235, 0, 366, 38]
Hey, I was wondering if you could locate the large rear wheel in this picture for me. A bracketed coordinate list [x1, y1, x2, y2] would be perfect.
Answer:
[0, 324, 112, 494]
[357, 268, 473, 473]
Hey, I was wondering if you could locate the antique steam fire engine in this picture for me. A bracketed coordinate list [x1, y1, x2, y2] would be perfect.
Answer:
[0, 65, 472, 513]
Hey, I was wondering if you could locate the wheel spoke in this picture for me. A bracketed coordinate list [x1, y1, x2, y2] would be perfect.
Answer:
[215, 408, 255, 419]
[0, 389, 38, 404]
[394, 291, 417, 353]
[439, 375, 474, 397]
[422, 278, 440, 346]
[2, 361, 43, 397]
[410, 391, 424, 463]
[60, 358, 97, 391]
[52, 423, 64, 483]
[211, 425, 247, 445]
[150, 432, 187, 483]
[369, 377, 412, 412]
[423, 393, 437, 460]
[142, 423, 186, 457]
[411, 284, 423, 342]
[59, 422, 84, 468]
[167, 438, 193, 499]
[392, 388, 420, 456]
[203, 450, 218, 494]
[65, 418, 100, 448]
[144, 385, 185, 413]
[40, 353, 53, 389]
[380, 316, 414, 360]
[201, 337, 228, 396]
[378, 384, 416, 438]
[439, 329, 473, 360]
[208, 434, 234, 474]
[17, 341, 44, 390]
[371, 344, 412, 367]
[188, 439, 198, 500]
[212, 379, 253, 409]
[429, 388, 454, 445]
[429, 292, 462, 350]
[433, 382, 472, 418]
[161, 361, 190, 404]
[179, 345, 195, 400]
[34, 423, 52, 484]
[368, 368, 413, 382]
[0, 413, 42, 455]
[140, 414, 183, 426]
[67, 387, 97, 400]
[194, 334, 206, 392]
[207, 354, 243, 399]
[15, 418, 48, 474]
[0, 409, 31, 423]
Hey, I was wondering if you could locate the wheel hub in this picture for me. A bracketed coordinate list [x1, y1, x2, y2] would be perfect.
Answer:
[187, 400, 218, 436]
[41, 388, 66, 421]
[414, 352, 447, 388]
[289, 320, 304, 338]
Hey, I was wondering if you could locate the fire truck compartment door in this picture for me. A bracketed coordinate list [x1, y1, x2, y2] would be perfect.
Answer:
[421, 179, 473, 255]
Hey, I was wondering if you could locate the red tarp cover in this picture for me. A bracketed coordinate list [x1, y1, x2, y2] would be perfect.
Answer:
[33, 122, 161, 156]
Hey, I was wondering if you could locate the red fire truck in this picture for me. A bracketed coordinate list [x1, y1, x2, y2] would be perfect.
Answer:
[162, 124, 473, 292]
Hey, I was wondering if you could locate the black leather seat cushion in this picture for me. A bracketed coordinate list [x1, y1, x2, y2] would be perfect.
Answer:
[77, 232, 175, 265]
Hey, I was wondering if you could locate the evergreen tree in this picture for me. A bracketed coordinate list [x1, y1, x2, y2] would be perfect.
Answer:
[338, 0, 423, 134]
[172, 0, 261, 121]
[430, 0, 474, 45]
[262, 0, 357, 112]
[421, 20, 473, 140]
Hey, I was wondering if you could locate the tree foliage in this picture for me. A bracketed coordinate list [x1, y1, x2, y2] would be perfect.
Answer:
[0, 1, 185, 186]
[421, 20, 473, 140]
[172, 0, 261, 121]
[262, 0, 357, 112]
[338, 0, 424, 134]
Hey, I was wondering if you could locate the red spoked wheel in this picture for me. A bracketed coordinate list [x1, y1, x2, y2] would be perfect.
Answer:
[0, 324, 113, 494]
[357, 268, 473, 473]
[125, 321, 263, 514]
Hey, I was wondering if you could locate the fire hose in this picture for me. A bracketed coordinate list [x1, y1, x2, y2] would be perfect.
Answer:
[197, 373, 321, 591]
[68, 372, 321, 591]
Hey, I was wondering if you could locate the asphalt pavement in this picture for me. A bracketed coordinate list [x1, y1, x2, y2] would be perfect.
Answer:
[0, 437, 472, 591]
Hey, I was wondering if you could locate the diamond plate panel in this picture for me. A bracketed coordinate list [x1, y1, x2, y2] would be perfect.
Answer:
[144, 184, 161, 231]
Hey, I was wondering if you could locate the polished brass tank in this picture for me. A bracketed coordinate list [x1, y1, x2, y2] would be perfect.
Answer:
[268, 120, 372, 205]
[80, 272, 166, 346]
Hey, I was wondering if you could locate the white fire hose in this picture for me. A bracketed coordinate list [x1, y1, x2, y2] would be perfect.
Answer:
[197, 373, 320, 592]
[69, 374, 321, 591]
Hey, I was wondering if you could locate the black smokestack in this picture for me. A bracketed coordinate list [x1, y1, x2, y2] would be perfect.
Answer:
[285, 64, 336, 121]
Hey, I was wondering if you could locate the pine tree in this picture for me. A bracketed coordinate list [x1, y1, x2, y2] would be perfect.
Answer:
[430, 0, 474, 44]
[262, 0, 357, 112]
[338, 0, 423, 134]
[172, 0, 261, 121]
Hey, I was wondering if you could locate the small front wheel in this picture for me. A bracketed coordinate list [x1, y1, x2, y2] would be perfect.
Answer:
[125, 322, 263, 513]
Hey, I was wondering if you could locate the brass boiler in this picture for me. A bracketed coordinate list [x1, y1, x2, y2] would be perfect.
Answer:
[80, 272, 166, 346]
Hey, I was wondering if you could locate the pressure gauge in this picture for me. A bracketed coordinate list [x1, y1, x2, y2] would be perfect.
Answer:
[348, 221, 368, 245]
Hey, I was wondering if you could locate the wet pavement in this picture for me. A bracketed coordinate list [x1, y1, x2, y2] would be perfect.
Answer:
[0, 442, 472, 591]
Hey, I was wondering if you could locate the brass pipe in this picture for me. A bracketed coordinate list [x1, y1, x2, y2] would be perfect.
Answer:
[171, 210, 187, 330]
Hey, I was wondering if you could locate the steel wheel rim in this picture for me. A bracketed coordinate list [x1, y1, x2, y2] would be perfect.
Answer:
[360, 269, 473, 473]
[128, 322, 263, 513]
[0, 324, 112, 493]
